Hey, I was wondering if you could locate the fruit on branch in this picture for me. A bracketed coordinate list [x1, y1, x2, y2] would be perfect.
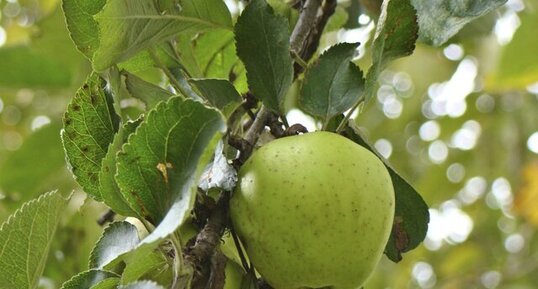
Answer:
[230, 131, 394, 289]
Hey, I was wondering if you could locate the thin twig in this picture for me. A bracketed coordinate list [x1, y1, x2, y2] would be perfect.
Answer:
[291, 51, 308, 69]
[335, 92, 367, 133]
[230, 226, 251, 271]
[245, 106, 272, 146]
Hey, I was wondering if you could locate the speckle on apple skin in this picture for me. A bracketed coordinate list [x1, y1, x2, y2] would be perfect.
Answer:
[230, 131, 395, 289]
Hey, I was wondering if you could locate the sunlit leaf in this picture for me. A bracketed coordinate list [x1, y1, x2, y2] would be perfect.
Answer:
[62, 0, 106, 57]
[124, 72, 174, 109]
[193, 30, 236, 77]
[62, 73, 121, 200]
[119, 281, 166, 289]
[116, 97, 225, 223]
[121, 250, 169, 284]
[365, 0, 418, 104]
[189, 30, 248, 92]
[89, 221, 140, 269]
[412, 0, 507, 46]
[60, 269, 119, 289]
[299, 43, 364, 123]
[93, 0, 232, 71]
[235, 0, 294, 112]
[90, 277, 120, 289]
[0, 191, 69, 289]
[325, 6, 349, 32]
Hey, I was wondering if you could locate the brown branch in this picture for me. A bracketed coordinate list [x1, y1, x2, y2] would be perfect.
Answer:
[184, 194, 228, 289]
[295, 0, 337, 75]
[290, 0, 322, 55]
[207, 251, 227, 289]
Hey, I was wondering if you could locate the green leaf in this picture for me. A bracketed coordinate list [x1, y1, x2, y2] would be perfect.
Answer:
[186, 30, 248, 92]
[0, 47, 72, 88]
[193, 30, 235, 77]
[365, 0, 418, 104]
[325, 6, 349, 32]
[191, 79, 243, 117]
[60, 269, 119, 289]
[412, 0, 507, 46]
[299, 43, 364, 123]
[89, 221, 140, 269]
[100, 120, 142, 217]
[116, 97, 225, 223]
[93, 0, 233, 71]
[117, 44, 178, 73]
[487, 10, 538, 91]
[124, 72, 174, 109]
[0, 123, 65, 201]
[342, 123, 429, 262]
[119, 281, 166, 289]
[62, 73, 121, 200]
[0, 191, 68, 289]
[62, 0, 106, 57]
[235, 0, 294, 112]
[90, 278, 120, 289]
[121, 250, 169, 284]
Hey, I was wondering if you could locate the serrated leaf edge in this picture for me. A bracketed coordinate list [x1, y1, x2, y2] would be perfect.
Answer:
[60, 269, 120, 289]
[88, 221, 140, 269]
[0, 190, 65, 231]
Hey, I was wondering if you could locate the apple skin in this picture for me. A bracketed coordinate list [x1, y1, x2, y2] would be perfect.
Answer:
[229, 131, 395, 289]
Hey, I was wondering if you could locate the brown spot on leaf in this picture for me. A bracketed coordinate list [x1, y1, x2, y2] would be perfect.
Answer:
[393, 216, 409, 256]
[131, 191, 150, 220]
[156, 162, 173, 183]
[90, 94, 97, 105]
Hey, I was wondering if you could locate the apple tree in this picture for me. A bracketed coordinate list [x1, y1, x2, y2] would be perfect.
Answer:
[0, 0, 511, 289]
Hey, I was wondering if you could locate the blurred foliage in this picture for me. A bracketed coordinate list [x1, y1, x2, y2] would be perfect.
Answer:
[1, 0, 538, 288]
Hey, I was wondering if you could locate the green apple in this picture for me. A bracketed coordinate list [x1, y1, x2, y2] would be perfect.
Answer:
[229, 131, 395, 289]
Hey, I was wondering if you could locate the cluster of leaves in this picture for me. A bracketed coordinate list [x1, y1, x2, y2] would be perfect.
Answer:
[0, 0, 509, 288]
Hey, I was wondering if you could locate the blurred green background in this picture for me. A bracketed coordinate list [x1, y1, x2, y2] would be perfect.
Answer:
[1, 0, 538, 288]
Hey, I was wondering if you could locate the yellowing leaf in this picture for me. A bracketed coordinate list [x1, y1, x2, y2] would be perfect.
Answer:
[514, 161, 538, 226]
